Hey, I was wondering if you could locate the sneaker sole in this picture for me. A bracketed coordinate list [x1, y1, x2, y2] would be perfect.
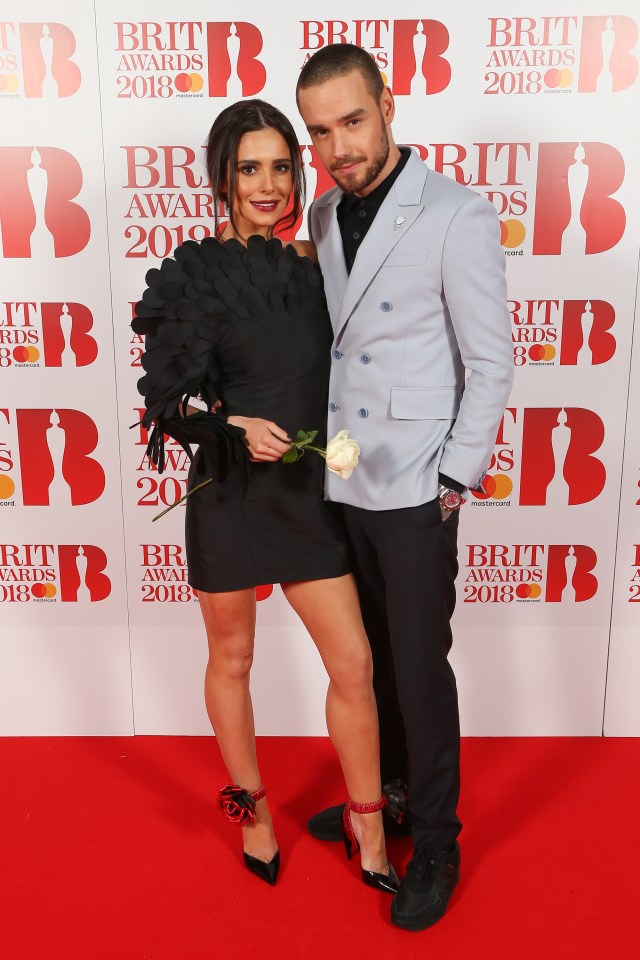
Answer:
[390, 901, 447, 931]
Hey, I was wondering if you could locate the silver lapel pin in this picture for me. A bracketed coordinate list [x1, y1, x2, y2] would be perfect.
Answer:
[393, 216, 406, 230]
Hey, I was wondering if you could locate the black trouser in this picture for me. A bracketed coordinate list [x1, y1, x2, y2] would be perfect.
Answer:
[339, 498, 461, 851]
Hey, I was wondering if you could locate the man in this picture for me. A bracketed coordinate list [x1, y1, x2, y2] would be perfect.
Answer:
[296, 45, 513, 930]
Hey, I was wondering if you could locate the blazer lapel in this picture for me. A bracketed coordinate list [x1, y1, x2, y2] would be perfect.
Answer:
[314, 190, 348, 332]
[335, 151, 429, 343]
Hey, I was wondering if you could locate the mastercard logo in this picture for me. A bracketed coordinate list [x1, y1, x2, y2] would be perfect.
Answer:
[529, 344, 556, 361]
[544, 68, 573, 89]
[12, 346, 40, 363]
[256, 584, 273, 602]
[0, 74, 19, 94]
[175, 73, 203, 93]
[31, 583, 57, 598]
[473, 473, 513, 500]
[0, 476, 16, 499]
[500, 219, 526, 248]
[515, 583, 542, 599]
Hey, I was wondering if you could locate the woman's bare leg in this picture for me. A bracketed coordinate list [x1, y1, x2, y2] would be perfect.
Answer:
[282, 574, 388, 874]
[198, 587, 277, 863]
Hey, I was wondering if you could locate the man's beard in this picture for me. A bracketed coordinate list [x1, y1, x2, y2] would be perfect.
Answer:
[331, 121, 390, 196]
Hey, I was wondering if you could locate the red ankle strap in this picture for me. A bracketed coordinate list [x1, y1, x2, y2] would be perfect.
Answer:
[250, 785, 266, 803]
[346, 795, 387, 815]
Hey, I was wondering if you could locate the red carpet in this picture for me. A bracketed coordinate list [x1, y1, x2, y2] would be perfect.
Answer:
[3, 737, 639, 959]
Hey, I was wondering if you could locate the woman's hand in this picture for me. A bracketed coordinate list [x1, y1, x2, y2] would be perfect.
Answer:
[227, 416, 291, 462]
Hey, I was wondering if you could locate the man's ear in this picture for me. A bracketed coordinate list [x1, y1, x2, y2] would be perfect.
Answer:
[380, 86, 396, 125]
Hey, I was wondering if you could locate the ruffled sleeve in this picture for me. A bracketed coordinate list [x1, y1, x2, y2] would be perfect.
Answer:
[131, 240, 247, 477]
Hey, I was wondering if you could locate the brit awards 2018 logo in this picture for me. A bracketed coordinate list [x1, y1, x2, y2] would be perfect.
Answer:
[0, 22, 81, 97]
[133, 411, 189, 511]
[463, 543, 598, 603]
[0, 302, 98, 368]
[113, 21, 265, 98]
[0, 147, 90, 258]
[484, 15, 638, 95]
[0, 408, 105, 507]
[120, 141, 334, 254]
[630, 545, 640, 603]
[0, 543, 111, 603]
[510, 298, 616, 366]
[300, 19, 452, 94]
[139, 544, 198, 603]
[121, 144, 214, 258]
[138, 544, 274, 602]
[409, 140, 626, 256]
[472, 407, 606, 507]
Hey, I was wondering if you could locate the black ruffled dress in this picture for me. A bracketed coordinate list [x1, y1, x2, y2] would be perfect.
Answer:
[132, 235, 350, 592]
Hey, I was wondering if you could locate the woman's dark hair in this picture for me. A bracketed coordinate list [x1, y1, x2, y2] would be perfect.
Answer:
[296, 44, 385, 102]
[206, 99, 304, 239]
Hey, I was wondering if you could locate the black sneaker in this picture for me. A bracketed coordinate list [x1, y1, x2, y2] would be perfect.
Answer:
[307, 780, 411, 841]
[391, 842, 460, 931]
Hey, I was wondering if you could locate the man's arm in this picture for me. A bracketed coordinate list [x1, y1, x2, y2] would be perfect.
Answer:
[438, 194, 514, 490]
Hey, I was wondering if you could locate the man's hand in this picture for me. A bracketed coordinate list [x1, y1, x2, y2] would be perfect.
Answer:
[440, 505, 453, 522]
[227, 416, 291, 462]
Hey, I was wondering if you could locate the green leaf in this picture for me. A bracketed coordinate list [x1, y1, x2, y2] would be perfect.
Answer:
[282, 447, 300, 464]
[294, 429, 318, 448]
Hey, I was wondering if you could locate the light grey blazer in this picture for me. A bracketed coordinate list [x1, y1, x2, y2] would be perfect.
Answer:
[309, 149, 514, 511]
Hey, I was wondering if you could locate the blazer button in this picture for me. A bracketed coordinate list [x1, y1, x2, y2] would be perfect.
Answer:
[332, 349, 343, 360]
[357, 408, 369, 418]
[359, 354, 371, 364]
[380, 301, 393, 312]
[328, 402, 339, 412]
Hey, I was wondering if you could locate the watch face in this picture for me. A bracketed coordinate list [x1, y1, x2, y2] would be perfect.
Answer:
[442, 490, 463, 510]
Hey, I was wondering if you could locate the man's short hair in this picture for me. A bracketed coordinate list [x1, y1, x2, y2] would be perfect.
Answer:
[296, 44, 385, 102]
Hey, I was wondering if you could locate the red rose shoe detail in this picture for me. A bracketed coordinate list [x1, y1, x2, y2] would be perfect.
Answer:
[218, 784, 266, 826]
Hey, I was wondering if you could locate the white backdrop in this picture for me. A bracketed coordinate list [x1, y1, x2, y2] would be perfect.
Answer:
[1, 1, 639, 735]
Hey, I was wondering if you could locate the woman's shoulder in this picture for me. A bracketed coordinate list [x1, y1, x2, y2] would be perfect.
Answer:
[283, 239, 318, 264]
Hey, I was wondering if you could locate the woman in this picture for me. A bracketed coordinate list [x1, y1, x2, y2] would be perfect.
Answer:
[133, 100, 399, 890]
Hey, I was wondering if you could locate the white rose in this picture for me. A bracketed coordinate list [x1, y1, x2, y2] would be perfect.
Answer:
[325, 430, 360, 480]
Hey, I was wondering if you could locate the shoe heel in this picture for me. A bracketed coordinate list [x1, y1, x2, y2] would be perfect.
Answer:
[343, 833, 355, 861]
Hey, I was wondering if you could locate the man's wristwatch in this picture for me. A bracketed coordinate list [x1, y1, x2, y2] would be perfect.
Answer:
[438, 483, 466, 512]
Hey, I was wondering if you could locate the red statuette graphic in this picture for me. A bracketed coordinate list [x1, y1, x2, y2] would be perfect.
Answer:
[519, 408, 606, 506]
[0, 147, 90, 258]
[16, 22, 81, 97]
[40, 302, 98, 366]
[559, 300, 616, 365]
[15, 409, 105, 506]
[392, 19, 451, 94]
[206, 22, 266, 96]
[533, 142, 625, 255]
[57, 545, 111, 601]
[578, 16, 639, 92]
[545, 545, 598, 602]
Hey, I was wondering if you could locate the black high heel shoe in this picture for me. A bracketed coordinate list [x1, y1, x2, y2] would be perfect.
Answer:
[342, 796, 399, 894]
[218, 784, 280, 886]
